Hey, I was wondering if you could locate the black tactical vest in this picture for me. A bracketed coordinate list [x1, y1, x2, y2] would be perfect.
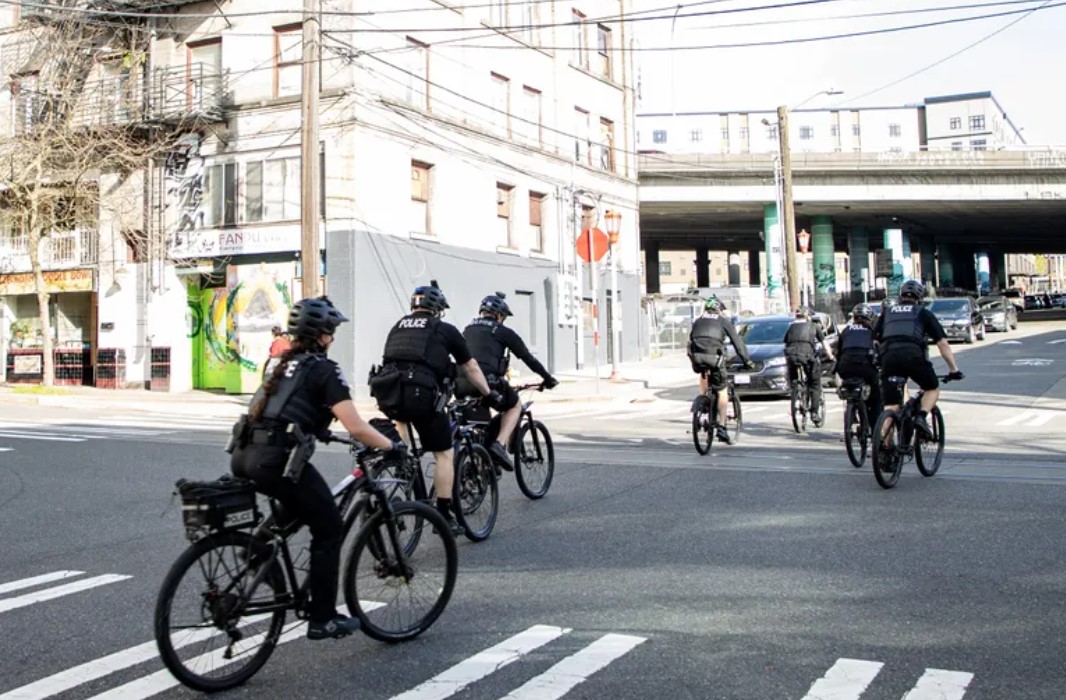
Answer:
[881, 304, 925, 346]
[383, 313, 451, 379]
[840, 324, 874, 354]
[254, 353, 324, 431]
[465, 317, 509, 376]
[690, 315, 726, 354]
[786, 321, 816, 349]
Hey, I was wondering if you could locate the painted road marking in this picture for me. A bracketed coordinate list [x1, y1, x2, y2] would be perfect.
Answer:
[1012, 358, 1054, 366]
[1047, 339, 1066, 345]
[0, 575, 132, 615]
[500, 633, 646, 700]
[800, 658, 883, 700]
[0, 571, 85, 596]
[391, 625, 571, 700]
[1002, 340, 1024, 345]
[0, 432, 86, 443]
[997, 410, 1058, 428]
[901, 668, 974, 700]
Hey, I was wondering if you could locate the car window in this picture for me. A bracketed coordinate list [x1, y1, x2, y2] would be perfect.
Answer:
[737, 320, 791, 344]
[978, 299, 1003, 310]
[927, 299, 971, 314]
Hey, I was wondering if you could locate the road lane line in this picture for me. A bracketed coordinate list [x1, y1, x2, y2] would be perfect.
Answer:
[499, 633, 646, 700]
[0, 433, 86, 443]
[391, 625, 571, 700]
[0, 448, 10, 453]
[997, 411, 1034, 427]
[0, 575, 131, 614]
[800, 658, 883, 700]
[901, 668, 974, 700]
[1027, 412, 1057, 427]
[0, 571, 85, 596]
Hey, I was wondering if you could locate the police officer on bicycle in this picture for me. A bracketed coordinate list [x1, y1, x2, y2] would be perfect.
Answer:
[872, 280, 963, 437]
[232, 297, 402, 641]
[687, 297, 753, 445]
[835, 303, 882, 422]
[784, 307, 835, 422]
[373, 282, 502, 535]
[458, 292, 559, 471]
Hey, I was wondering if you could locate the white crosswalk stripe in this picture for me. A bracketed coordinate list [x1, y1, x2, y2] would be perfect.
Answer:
[499, 633, 646, 700]
[800, 658, 883, 699]
[996, 409, 1059, 428]
[0, 573, 132, 615]
[902, 669, 974, 700]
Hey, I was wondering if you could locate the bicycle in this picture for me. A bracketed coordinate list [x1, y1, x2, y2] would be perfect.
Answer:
[871, 375, 958, 489]
[155, 438, 458, 693]
[692, 372, 742, 455]
[789, 362, 826, 434]
[838, 378, 873, 468]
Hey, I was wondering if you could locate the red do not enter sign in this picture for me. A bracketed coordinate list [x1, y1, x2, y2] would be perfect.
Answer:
[577, 227, 609, 263]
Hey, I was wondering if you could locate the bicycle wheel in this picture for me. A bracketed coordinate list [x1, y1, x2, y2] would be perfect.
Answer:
[515, 420, 555, 499]
[454, 443, 498, 542]
[725, 393, 742, 445]
[844, 402, 868, 468]
[791, 384, 807, 434]
[692, 396, 713, 455]
[915, 406, 946, 476]
[872, 411, 903, 489]
[155, 532, 288, 692]
[370, 456, 428, 557]
[343, 501, 457, 643]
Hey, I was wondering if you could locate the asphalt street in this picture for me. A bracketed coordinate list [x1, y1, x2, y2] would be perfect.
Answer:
[1, 324, 1065, 699]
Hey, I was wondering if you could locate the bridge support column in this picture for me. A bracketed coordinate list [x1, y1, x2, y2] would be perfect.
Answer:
[901, 231, 915, 282]
[938, 243, 955, 288]
[848, 226, 869, 292]
[976, 251, 991, 295]
[748, 249, 761, 286]
[727, 251, 742, 286]
[696, 246, 710, 288]
[644, 241, 661, 295]
[884, 229, 905, 297]
[919, 237, 937, 287]
[812, 215, 835, 308]
[990, 252, 1007, 292]
[762, 204, 784, 310]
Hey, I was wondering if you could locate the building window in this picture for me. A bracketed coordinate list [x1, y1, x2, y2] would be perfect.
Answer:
[599, 117, 615, 172]
[720, 127, 729, 140]
[652, 129, 667, 144]
[403, 38, 429, 109]
[971, 139, 987, 151]
[799, 126, 813, 140]
[274, 24, 302, 98]
[489, 0, 508, 26]
[490, 72, 511, 136]
[521, 86, 542, 148]
[951, 141, 963, 151]
[889, 123, 901, 137]
[529, 191, 545, 252]
[244, 157, 300, 223]
[574, 107, 591, 163]
[690, 129, 702, 143]
[949, 117, 961, 130]
[658, 261, 672, 276]
[187, 39, 222, 114]
[830, 124, 839, 137]
[970, 115, 986, 130]
[739, 126, 749, 140]
[571, 10, 588, 69]
[852, 124, 861, 136]
[766, 125, 777, 140]
[411, 161, 433, 234]
[497, 183, 515, 248]
[596, 24, 612, 79]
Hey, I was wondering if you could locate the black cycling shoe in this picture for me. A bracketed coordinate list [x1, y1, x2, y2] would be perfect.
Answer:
[488, 442, 514, 472]
[914, 414, 934, 439]
[715, 424, 733, 446]
[307, 614, 360, 640]
[435, 512, 466, 537]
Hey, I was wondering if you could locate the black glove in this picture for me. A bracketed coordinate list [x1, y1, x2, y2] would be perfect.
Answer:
[948, 370, 965, 382]
[383, 440, 407, 459]
[542, 376, 559, 390]
[486, 390, 506, 409]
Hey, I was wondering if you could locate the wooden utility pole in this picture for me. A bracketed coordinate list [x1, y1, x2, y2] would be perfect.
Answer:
[300, 0, 321, 299]
[777, 105, 800, 311]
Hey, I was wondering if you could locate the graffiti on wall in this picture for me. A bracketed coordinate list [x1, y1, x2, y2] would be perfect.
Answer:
[165, 136, 209, 255]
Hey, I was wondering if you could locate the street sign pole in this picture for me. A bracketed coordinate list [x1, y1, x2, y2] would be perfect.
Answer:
[588, 226, 600, 394]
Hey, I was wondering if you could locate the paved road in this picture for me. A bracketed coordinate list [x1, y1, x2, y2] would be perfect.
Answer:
[1, 325, 1065, 698]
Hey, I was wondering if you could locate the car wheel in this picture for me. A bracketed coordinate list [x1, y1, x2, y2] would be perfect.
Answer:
[977, 325, 986, 341]
[965, 325, 975, 344]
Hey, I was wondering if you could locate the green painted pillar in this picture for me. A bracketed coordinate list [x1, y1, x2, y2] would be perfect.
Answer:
[763, 204, 784, 307]
[884, 228, 905, 296]
[848, 225, 869, 292]
[812, 215, 835, 306]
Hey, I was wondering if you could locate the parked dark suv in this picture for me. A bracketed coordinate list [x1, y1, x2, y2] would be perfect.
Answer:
[925, 297, 985, 344]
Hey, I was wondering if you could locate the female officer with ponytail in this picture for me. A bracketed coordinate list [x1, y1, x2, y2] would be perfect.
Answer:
[231, 297, 403, 641]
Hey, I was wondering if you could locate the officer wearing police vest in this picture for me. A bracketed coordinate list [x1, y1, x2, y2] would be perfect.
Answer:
[232, 297, 402, 641]
[374, 282, 500, 535]
[459, 293, 559, 471]
[834, 303, 882, 423]
[872, 280, 964, 438]
[784, 306, 835, 422]
[688, 297, 753, 445]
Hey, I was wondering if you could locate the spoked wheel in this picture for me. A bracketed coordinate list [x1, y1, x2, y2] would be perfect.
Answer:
[791, 385, 807, 434]
[453, 444, 498, 542]
[844, 402, 868, 468]
[872, 411, 903, 489]
[692, 396, 713, 455]
[155, 532, 288, 693]
[369, 456, 427, 557]
[725, 393, 742, 445]
[915, 406, 946, 476]
[515, 420, 554, 499]
[343, 501, 457, 643]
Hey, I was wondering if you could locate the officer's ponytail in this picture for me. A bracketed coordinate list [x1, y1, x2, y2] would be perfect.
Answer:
[249, 337, 315, 421]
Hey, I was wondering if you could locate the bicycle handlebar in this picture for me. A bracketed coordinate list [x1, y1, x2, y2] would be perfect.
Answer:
[514, 382, 545, 392]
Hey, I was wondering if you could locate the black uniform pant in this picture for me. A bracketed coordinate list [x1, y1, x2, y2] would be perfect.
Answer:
[231, 444, 343, 623]
[786, 354, 822, 408]
[836, 354, 882, 422]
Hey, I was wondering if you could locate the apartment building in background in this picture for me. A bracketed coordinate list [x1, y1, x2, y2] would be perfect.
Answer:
[0, 0, 640, 392]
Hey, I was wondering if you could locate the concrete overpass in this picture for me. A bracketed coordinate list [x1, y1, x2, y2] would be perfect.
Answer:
[639, 149, 1066, 295]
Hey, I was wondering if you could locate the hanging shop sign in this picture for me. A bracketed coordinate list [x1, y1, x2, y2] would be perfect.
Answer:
[169, 226, 307, 258]
[0, 268, 95, 296]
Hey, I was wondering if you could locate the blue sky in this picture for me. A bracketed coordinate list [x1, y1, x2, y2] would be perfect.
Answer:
[632, 0, 1066, 144]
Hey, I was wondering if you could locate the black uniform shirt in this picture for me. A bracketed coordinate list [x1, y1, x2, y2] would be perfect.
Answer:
[872, 306, 947, 348]
[464, 318, 549, 379]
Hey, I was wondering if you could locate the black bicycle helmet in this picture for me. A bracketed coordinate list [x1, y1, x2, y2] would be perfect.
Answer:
[411, 282, 449, 315]
[704, 297, 723, 312]
[288, 296, 349, 340]
[899, 279, 926, 301]
[480, 292, 513, 317]
[852, 303, 874, 321]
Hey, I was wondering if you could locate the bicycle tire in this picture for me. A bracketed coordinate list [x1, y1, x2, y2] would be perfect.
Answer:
[872, 410, 903, 489]
[453, 443, 498, 542]
[844, 402, 868, 468]
[692, 397, 713, 455]
[155, 532, 287, 693]
[726, 392, 742, 445]
[343, 501, 458, 643]
[791, 384, 807, 434]
[515, 420, 555, 499]
[371, 456, 428, 557]
[915, 406, 946, 476]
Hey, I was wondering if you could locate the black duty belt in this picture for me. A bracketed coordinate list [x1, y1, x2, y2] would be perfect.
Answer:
[248, 428, 296, 447]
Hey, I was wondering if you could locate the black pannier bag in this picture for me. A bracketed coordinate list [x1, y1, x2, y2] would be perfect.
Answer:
[176, 475, 261, 541]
